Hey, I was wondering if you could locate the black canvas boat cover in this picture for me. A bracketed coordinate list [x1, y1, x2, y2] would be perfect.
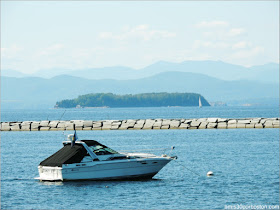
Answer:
[40, 144, 87, 167]
[81, 140, 106, 147]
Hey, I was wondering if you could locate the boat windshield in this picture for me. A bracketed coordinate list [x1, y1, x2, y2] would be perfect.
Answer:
[88, 145, 119, 155]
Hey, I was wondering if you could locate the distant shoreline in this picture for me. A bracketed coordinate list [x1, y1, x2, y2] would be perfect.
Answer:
[54, 106, 110, 109]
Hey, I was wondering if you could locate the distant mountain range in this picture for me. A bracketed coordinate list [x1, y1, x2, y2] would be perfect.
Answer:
[2, 60, 279, 83]
[1, 71, 279, 109]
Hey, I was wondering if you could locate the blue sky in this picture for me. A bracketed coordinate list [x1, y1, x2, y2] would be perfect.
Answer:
[1, 1, 279, 74]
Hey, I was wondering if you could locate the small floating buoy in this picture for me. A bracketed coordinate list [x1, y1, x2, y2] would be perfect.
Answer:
[105, 186, 109, 188]
[207, 171, 214, 176]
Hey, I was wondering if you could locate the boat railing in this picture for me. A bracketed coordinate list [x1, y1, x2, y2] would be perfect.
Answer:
[119, 147, 173, 158]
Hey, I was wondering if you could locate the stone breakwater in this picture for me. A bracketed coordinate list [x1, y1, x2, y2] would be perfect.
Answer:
[0, 118, 279, 131]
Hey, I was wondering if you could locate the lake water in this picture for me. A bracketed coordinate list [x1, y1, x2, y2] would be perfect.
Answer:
[1, 106, 279, 122]
[1, 107, 279, 209]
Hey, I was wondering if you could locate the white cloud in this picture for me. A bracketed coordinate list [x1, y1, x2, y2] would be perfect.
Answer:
[38, 44, 64, 56]
[228, 28, 245, 36]
[232, 41, 250, 50]
[231, 46, 264, 59]
[99, 24, 176, 41]
[99, 32, 113, 39]
[193, 40, 230, 49]
[196, 20, 229, 28]
[197, 21, 246, 42]
[46, 44, 64, 51]
[1, 45, 23, 58]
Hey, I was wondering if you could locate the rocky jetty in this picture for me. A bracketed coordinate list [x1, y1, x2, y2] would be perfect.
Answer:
[0, 118, 279, 131]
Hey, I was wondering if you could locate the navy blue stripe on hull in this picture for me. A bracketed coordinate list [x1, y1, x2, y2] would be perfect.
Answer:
[61, 172, 158, 181]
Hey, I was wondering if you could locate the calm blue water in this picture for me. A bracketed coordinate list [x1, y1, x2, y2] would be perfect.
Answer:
[1, 106, 279, 122]
[1, 107, 279, 209]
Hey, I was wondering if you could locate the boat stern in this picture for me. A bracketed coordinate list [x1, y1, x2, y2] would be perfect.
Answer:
[38, 166, 63, 181]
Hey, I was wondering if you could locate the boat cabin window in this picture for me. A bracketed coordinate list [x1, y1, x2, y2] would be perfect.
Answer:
[88, 145, 118, 155]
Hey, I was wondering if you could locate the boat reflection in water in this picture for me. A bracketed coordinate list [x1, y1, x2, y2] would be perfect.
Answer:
[36, 133, 177, 181]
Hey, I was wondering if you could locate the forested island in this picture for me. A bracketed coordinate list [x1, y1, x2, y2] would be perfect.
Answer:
[55, 93, 210, 108]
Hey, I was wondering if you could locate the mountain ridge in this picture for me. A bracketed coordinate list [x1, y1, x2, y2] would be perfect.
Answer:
[2, 60, 279, 83]
[1, 71, 278, 109]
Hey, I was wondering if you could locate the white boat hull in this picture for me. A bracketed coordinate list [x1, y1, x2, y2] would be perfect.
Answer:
[38, 157, 171, 181]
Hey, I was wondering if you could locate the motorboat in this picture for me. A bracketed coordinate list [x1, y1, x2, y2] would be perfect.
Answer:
[36, 132, 176, 181]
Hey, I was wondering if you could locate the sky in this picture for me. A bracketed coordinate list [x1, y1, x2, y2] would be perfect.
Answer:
[1, 1, 279, 74]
